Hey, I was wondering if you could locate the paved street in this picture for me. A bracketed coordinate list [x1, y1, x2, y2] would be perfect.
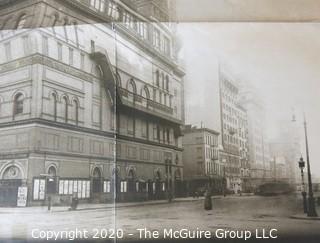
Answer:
[0, 195, 319, 242]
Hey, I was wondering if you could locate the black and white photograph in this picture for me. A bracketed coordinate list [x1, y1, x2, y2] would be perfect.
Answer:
[0, 0, 320, 242]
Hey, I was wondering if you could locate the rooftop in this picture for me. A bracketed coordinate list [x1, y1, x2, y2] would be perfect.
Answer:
[183, 125, 220, 135]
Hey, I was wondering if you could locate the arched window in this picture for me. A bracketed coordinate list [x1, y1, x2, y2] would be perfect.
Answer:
[13, 93, 24, 116]
[16, 14, 27, 30]
[47, 166, 57, 194]
[3, 165, 22, 179]
[141, 86, 150, 99]
[127, 79, 136, 93]
[51, 92, 58, 121]
[73, 99, 79, 125]
[141, 86, 150, 107]
[62, 96, 68, 122]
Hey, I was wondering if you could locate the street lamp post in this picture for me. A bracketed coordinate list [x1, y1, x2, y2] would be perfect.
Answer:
[165, 159, 172, 203]
[303, 115, 318, 217]
[298, 157, 308, 214]
[222, 162, 226, 197]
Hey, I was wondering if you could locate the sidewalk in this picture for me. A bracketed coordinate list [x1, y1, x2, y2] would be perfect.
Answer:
[0, 196, 209, 214]
[0, 194, 254, 214]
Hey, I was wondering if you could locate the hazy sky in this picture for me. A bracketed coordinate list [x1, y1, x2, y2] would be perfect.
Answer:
[175, 0, 320, 22]
[177, 22, 320, 177]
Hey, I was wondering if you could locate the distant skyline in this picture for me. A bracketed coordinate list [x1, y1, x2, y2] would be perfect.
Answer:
[177, 22, 320, 177]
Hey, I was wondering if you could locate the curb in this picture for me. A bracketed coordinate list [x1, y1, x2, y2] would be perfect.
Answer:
[290, 215, 320, 221]
[70, 198, 208, 212]
[0, 197, 208, 214]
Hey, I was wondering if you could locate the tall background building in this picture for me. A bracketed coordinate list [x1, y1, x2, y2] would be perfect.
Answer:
[0, 0, 185, 206]
[218, 71, 249, 193]
[239, 83, 269, 187]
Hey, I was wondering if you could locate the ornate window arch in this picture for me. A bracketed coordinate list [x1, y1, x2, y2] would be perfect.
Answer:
[127, 79, 136, 93]
[48, 165, 57, 177]
[2, 165, 22, 179]
[115, 71, 122, 87]
[141, 86, 150, 99]
[16, 13, 27, 29]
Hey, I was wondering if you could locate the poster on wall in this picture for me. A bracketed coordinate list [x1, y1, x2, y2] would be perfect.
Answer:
[17, 186, 28, 207]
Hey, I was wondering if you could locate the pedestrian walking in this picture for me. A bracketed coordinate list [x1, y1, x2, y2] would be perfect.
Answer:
[204, 189, 212, 210]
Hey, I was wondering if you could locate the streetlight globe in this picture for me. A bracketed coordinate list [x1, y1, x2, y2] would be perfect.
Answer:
[298, 157, 305, 170]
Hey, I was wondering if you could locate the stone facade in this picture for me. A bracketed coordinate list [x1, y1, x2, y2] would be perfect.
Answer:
[0, 0, 184, 206]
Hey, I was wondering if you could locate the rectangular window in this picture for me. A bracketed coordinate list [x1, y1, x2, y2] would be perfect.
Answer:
[91, 40, 95, 53]
[123, 11, 134, 29]
[22, 35, 29, 55]
[4, 42, 12, 61]
[138, 22, 148, 39]
[69, 48, 74, 66]
[121, 181, 127, 192]
[127, 117, 134, 135]
[163, 36, 170, 55]
[153, 124, 158, 140]
[107, 1, 119, 19]
[80, 53, 85, 70]
[57, 43, 62, 61]
[103, 180, 111, 193]
[127, 146, 137, 159]
[90, 0, 105, 11]
[153, 29, 160, 48]
[42, 36, 48, 55]
[59, 179, 90, 199]
[33, 179, 46, 200]
[196, 147, 202, 159]
[141, 120, 148, 138]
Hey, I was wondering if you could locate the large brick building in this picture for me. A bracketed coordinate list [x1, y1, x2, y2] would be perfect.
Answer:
[182, 125, 221, 195]
[0, 0, 185, 206]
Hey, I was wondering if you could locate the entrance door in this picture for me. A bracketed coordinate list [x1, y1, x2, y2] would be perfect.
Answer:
[0, 165, 23, 207]
[92, 168, 102, 193]
[0, 180, 22, 206]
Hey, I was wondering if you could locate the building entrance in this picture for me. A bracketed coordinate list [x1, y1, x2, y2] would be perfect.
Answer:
[0, 165, 23, 206]
[0, 179, 22, 206]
